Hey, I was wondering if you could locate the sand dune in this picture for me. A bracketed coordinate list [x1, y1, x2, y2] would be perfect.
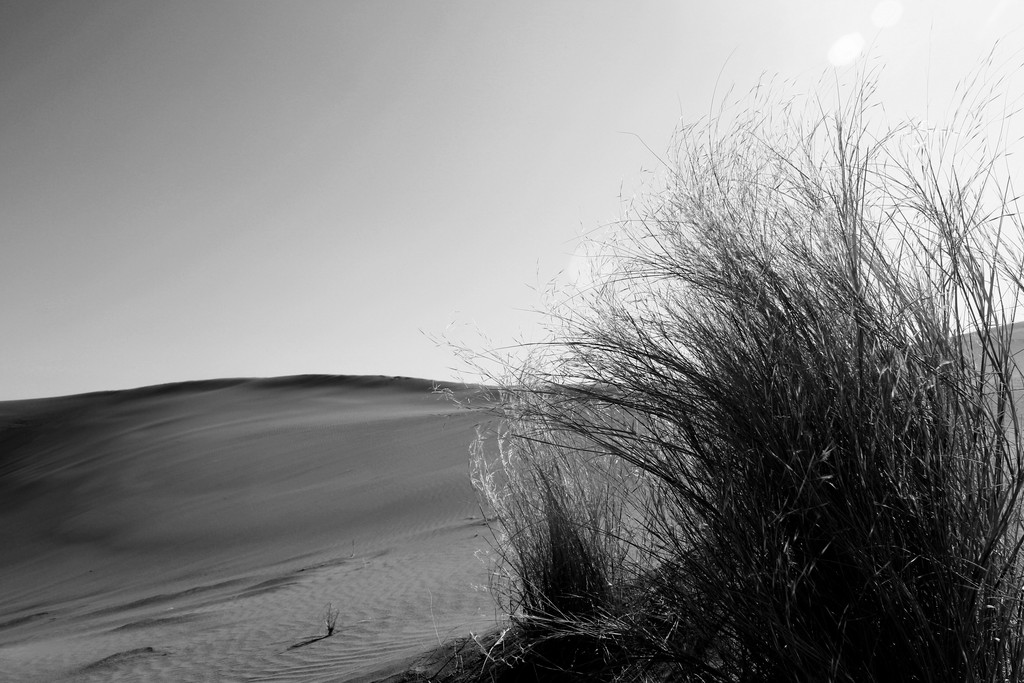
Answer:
[0, 376, 500, 682]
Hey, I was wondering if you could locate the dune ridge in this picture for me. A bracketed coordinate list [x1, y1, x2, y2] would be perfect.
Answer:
[0, 375, 498, 682]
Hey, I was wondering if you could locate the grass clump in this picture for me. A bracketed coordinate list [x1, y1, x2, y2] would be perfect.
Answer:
[472, 417, 651, 680]
[471, 62, 1024, 683]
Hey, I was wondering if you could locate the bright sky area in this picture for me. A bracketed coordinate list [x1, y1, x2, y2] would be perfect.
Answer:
[2, 1, 1022, 400]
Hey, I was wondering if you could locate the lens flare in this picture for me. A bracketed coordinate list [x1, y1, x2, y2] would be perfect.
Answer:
[828, 33, 866, 66]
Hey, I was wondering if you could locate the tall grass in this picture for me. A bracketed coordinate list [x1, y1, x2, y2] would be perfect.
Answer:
[471, 63, 1024, 682]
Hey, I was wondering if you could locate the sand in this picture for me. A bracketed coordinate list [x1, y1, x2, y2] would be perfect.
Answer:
[0, 375, 502, 682]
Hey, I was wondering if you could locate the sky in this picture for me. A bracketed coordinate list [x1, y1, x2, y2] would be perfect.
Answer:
[1, 1, 1023, 400]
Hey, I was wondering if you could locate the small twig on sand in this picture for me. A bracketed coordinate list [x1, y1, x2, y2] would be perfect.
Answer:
[322, 602, 340, 636]
[285, 602, 357, 651]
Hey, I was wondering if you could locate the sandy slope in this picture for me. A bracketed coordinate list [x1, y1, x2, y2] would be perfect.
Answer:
[0, 376, 501, 682]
